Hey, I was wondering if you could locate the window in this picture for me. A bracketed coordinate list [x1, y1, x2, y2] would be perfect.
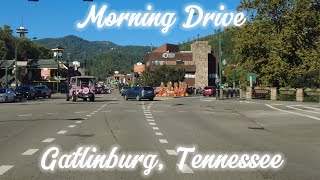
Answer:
[176, 60, 184, 65]
[185, 73, 195, 78]
[152, 60, 160, 65]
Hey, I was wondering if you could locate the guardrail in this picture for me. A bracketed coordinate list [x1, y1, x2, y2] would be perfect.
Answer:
[243, 87, 320, 103]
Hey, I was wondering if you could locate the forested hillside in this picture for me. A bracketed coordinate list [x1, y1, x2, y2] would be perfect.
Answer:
[35, 35, 152, 78]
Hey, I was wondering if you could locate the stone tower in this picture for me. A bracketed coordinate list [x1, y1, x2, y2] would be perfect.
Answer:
[191, 41, 211, 88]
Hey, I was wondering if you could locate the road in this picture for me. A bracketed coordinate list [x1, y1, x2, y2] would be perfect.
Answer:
[0, 92, 320, 180]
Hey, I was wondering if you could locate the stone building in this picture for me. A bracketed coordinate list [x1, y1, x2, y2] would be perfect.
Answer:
[144, 41, 218, 87]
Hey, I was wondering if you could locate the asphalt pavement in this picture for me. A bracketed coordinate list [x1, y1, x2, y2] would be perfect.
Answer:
[0, 93, 320, 180]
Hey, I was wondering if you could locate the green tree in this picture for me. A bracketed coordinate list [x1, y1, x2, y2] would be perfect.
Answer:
[234, 0, 320, 87]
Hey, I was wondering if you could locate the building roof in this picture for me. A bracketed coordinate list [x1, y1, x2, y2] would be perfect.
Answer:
[28, 59, 68, 69]
[0, 60, 15, 69]
[153, 43, 180, 53]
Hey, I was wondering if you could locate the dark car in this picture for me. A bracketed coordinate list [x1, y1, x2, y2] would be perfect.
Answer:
[16, 85, 37, 100]
[186, 87, 195, 95]
[13, 89, 23, 101]
[202, 86, 217, 97]
[35, 85, 52, 98]
[120, 86, 130, 96]
[124, 86, 155, 101]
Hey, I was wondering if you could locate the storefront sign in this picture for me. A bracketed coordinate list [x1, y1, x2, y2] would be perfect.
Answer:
[162, 53, 175, 59]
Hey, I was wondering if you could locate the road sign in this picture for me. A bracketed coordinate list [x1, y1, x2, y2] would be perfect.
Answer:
[222, 59, 227, 66]
[247, 73, 256, 82]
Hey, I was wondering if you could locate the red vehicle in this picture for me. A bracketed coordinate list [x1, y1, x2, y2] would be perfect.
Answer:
[202, 86, 216, 97]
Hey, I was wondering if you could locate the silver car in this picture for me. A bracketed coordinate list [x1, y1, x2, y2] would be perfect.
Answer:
[0, 88, 16, 102]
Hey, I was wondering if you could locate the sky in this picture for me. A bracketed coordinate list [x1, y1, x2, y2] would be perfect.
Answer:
[0, 0, 241, 46]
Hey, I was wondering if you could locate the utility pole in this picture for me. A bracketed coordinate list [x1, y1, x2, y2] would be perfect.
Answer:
[5, 66, 8, 87]
[218, 28, 222, 89]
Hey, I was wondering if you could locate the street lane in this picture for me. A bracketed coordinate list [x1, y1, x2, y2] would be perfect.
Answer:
[0, 93, 320, 179]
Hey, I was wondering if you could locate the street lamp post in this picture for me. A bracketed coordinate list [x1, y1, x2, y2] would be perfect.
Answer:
[52, 45, 64, 93]
[15, 26, 28, 88]
[218, 29, 222, 89]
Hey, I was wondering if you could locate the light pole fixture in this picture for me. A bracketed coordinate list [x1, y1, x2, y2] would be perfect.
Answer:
[52, 45, 64, 93]
[16, 26, 28, 38]
[14, 26, 28, 88]
[218, 28, 222, 89]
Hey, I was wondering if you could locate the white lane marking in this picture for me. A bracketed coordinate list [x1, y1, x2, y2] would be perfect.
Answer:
[97, 109, 101, 111]
[86, 115, 92, 117]
[68, 125, 76, 128]
[21, 149, 39, 155]
[74, 111, 86, 114]
[149, 122, 156, 126]
[90, 112, 95, 115]
[75, 121, 82, 124]
[57, 130, 67, 134]
[177, 164, 194, 173]
[144, 113, 152, 115]
[47, 113, 58, 115]
[287, 106, 320, 114]
[83, 118, 88, 120]
[0, 165, 14, 175]
[147, 119, 155, 122]
[166, 150, 178, 155]
[159, 139, 168, 143]
[145, 116, 153, 119]
[147, 101, 156, 111]
[271, 104, 284, 106]
[266, 104, 320, 121]
[18, 114, 32, 117]
[153, 127, 159, 130]
[102, 111, 111, 113]
[93, 111, 98, 113]
[42, 138, 55, 143]
[155, 132, 163, 136]
[292, 105, 320, 111]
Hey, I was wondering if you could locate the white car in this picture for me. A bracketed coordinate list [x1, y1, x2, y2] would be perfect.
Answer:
[0, 88, 16, 102]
